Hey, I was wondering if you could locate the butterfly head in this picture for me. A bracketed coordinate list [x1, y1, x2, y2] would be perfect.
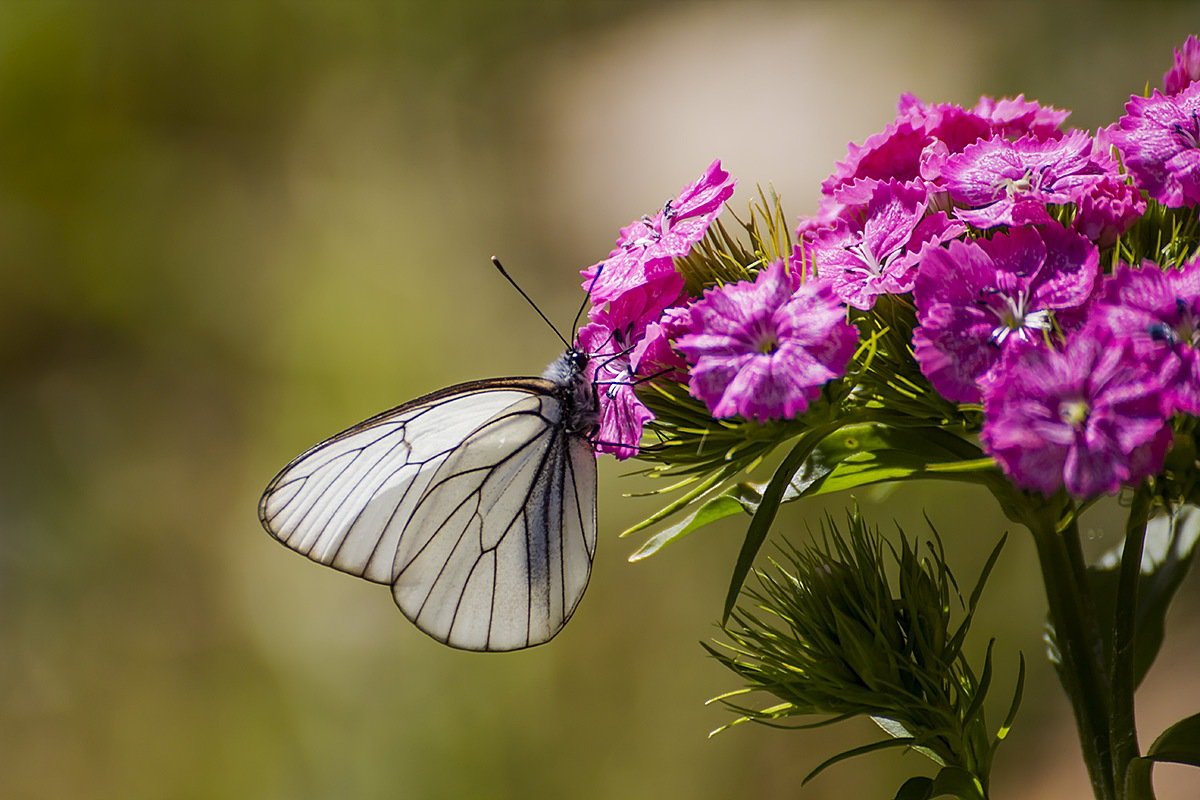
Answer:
[564, 347, 589, 375]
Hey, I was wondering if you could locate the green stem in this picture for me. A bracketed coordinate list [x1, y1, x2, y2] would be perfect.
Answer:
[1111, 486, 1152, 799]
[1028, 506, 1116, 800]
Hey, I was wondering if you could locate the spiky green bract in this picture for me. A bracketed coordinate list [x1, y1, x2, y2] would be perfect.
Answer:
[706, 510, 1019, 798]
[673, 185, 793, 295]
[846, 294, 977, 428]
[624, 191, 988, 550]
[1112, 199, 1200, 271]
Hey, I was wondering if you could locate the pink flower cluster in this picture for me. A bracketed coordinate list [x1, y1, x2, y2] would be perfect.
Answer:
[576, 161, 857, 458]
[572, 35, 1200, 500]
[792, 35, 1200, 498]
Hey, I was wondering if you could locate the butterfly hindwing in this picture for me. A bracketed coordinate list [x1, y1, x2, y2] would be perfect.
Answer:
[393, 392, 598, 650]
[258, 377, 598, 651]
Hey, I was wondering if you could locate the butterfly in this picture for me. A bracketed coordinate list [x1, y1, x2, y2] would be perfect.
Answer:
[258, 261, 601, 652]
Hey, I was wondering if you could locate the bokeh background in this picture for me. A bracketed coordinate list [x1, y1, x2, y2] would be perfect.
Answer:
[2, 2, 1199, 798]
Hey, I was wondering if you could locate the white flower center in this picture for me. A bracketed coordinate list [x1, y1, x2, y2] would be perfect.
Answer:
[986, 289, 1051, 346]
[846, 237, 902, 279]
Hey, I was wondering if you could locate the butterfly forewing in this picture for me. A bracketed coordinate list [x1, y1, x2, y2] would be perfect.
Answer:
[258, 376, 598, 651]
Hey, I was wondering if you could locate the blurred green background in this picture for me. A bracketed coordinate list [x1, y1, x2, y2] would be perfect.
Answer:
[3, 2, 1199, 798]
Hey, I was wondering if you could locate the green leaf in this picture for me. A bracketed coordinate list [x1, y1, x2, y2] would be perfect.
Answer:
[1086, 505, 1200, 686]
[1127, 712, 1200, 797]
[894, 777, 934, 800]
[720, 421, 993, 623]
[993, 653, 1025, 750]
[1146, 712, 1200, 767]
[629, 420, 992, 569]
[802, 737, 917, 785]
[872, 716, 945, 766]
[620, 465, 739, 538]
[928, 766, 986, 800]
[722, 421, 843, 622]
[627, 484, 760, 561]
[780, 422, 991, 502]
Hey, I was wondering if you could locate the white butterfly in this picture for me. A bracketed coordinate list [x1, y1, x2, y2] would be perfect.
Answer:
[258, 345, 600, 652]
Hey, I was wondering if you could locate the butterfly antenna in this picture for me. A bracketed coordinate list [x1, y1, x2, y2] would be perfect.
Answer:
[491, 256, 572, 350]
[570, 264, 604, 341]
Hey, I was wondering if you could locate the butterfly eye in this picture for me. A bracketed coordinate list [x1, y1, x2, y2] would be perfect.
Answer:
[567, 349, 589, 373]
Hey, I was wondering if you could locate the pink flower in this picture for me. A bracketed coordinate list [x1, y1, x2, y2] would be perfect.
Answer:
[582, 161, 734, 312]
[942, 131, 1114, 228]
[969, 95, 1070, 139]
[981, 332, 1172, 498]
[1072, 175, 1146, 248]
[802, 180, 964, 310]
[821, 117, 930, 196]
[632, 304, 691, 380]
[1164, 34, 1200, 95]
[674, 261, 856, 421]
[577, 318, 656, 460]
[599, 270, 685, 334]
[912, 223, 1099, 403]
[1088, 257, 1200, 416]
[1108, 83, 1200, 207]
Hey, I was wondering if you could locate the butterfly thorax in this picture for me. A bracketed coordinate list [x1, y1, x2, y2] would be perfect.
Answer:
[543, 348, 600, 437]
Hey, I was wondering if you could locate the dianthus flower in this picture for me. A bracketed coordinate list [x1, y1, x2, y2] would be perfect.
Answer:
[1071, 175, 1146, 248]
[942, 130, 1114, 228]
[1108, 82, 1200, 207]
[980, 332, 1173, 498]
[1164, 34, 1200, 95]
[802, 180, 964, 310]
[577, 315, 657, 460]
[582, 160, 734, 317]
[821, 117, 931, 196]
[674, 261, 856, 421]
[912, 223, 1098, 403]
[1088, 257, 1200, 415]
[969, 94, 1070, 139]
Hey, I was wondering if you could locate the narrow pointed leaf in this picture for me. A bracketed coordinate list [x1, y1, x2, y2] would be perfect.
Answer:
[722, 421, 843, 622]
[628, 483, 761, 561]
[802, 737, 917, 785]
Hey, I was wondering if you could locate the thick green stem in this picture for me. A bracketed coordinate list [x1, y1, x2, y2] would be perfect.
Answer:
[1029, 508, 1116, 800]
[1111, 487, 1152, 799]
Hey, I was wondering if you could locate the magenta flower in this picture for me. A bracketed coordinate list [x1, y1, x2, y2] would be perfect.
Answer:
[969, 95, 1070, 139]
[897, 94, 991, 153]
[582, 160, 734, 310]
[821, 117, 931, 196]
[1072, 175, 1146, 248]
[802, 180, 964, 310]
[599, 270, 685, 334]
[1089, 257, 1200, 415]
[942, 131, 1114, 228]
[630, 303, 691, 380]
[822, 95, 1070, 200]
[981, 333, 1172, 498]
[674, 261, 856, 421]
[577, 318, 656, 460]
[913, 223, 1098, 403]
[1164, 34, 1200, 95]
[1108, 83, 1200, 207]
